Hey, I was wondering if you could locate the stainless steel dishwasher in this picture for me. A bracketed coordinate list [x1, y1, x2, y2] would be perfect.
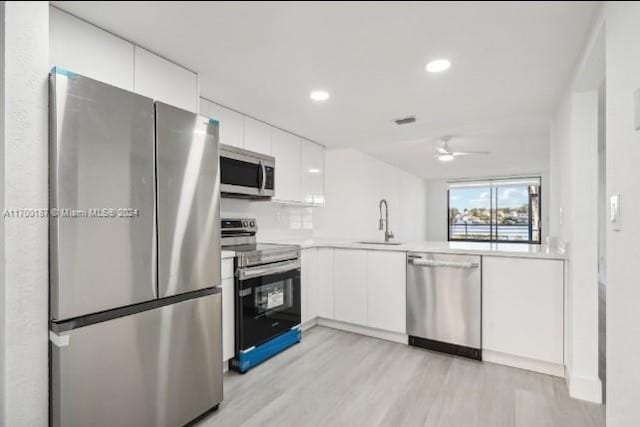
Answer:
[406, 252, 482, 360]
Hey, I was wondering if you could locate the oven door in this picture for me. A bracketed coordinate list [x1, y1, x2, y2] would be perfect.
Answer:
[220, 146, 274, 197]
[235, 259, 301, 352]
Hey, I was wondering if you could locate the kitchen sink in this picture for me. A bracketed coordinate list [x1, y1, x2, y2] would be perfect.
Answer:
[356, 241, 403, 246]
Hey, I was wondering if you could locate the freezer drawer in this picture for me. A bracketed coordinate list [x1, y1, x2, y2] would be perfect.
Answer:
[51, 290, 223, 427]
[155, 102, 221, 298]
[49, 69, 157, 320]
[406, 253, 482, 351]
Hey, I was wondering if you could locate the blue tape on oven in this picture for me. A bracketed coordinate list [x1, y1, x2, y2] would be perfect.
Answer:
[235, 327, 301, 372]
[209, 118, 220, 126]
[52, 66, 77, 80]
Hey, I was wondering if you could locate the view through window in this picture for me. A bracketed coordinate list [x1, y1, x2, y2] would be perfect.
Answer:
[448, 177, 541, 243]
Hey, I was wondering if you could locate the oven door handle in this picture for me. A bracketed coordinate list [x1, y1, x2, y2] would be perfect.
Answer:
[237, 259, 300, 280]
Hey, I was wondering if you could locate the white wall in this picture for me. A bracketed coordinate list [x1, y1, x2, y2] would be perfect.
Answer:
[605, 3, 640, 425]
[425, 173, 550, 242]
[0, 2, 49, 425]
[597, 83, 606, 285]
[549, 15, 604, 404]
[314, 148, 427, 242]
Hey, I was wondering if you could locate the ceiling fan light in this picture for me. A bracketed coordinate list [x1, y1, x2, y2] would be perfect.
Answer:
[438, 153, 455, 162]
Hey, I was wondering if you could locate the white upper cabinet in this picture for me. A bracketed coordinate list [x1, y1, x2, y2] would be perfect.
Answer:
[300, 139, 325, 206]
[243, 117, 272, 155]
[366, 251, 406, 333]
[334, 249, 368, 325]
[271, 128, 302, 203]
[134, 47, 198, 112]
[50, 8, 134, 91]
[195, 103, 325, 205]
[204, 100, 245, 148]
[199, 98, 210, 116]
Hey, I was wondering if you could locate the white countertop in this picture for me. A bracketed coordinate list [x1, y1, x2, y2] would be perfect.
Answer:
[221, 250, 235, 259]
[258, 238, 567, 260]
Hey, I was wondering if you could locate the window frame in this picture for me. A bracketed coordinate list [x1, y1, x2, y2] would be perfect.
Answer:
[446, 177, 542, 245]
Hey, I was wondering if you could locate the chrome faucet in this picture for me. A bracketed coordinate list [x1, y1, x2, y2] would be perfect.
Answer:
[378, 199, 395, 242]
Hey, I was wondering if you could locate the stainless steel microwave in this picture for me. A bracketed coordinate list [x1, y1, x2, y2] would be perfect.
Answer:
[219, 144, 275, 199]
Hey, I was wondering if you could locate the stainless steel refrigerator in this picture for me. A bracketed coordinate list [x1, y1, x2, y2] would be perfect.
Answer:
[49, 68, 222, 427]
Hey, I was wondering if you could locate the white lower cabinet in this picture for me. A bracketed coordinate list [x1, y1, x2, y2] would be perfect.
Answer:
[482, 256, 564, 365]
[317, 248, 406, 335]
[366, 251, 406, 333]
[316, 248, 335, 319]
[301, 248, 318, 324]
[334, 249, 368, 325]
[221, 259, 235, 362]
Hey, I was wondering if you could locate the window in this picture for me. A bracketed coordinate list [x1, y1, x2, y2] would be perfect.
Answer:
[448, 177, 541, 244]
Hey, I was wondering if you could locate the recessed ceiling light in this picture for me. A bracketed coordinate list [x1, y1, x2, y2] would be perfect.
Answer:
[308, 168, 321, 174]
[438, 153, 455, 162]
[310, 90, 330, 102]
[426, 59, 451, 73]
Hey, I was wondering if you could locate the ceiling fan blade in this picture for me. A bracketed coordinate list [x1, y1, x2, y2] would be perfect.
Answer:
[452, 151, 490, 156]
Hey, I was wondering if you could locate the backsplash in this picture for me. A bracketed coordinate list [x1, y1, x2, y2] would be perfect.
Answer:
[220, 199, 316, 240]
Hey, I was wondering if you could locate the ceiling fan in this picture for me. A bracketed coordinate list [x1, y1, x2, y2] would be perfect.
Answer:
[434, 136, 490, 162]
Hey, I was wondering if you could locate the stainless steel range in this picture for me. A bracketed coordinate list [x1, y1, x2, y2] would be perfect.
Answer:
[221, 218, 301, 372]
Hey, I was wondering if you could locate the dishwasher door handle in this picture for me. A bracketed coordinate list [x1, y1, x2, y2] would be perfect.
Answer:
[408, 258, 479, 269]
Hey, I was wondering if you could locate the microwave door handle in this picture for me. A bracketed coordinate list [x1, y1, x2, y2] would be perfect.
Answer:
[256, 160, 264, 191]
[259, 160, 266, 192]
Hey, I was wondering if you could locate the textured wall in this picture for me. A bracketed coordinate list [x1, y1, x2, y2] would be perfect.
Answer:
[0, 2, 49, 425]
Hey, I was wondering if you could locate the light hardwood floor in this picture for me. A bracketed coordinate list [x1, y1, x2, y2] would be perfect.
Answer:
[198, 326, 605, 427]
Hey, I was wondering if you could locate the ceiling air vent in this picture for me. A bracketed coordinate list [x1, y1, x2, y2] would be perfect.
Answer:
[393, 115, 416, 125]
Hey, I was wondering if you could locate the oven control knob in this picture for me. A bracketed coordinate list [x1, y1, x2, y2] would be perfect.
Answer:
[242, 220, 249, 227]
[250, 220, 255, 227]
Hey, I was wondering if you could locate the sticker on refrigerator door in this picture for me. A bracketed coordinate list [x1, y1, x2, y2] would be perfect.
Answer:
[49, 331, 70, 347]
[51, 66, 77, 80]
[267, 289, 284, 309]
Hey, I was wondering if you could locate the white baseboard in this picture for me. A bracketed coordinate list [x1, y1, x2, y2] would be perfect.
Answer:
[301, 318, 318, 332]
[566, 368, 602, 403]
[483, 350, 565, 377]
[316, 317, 408, 344]
[313, 319, 569, 380]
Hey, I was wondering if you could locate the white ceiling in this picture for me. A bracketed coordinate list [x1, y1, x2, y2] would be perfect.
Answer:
[52, 1, 597, 179]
